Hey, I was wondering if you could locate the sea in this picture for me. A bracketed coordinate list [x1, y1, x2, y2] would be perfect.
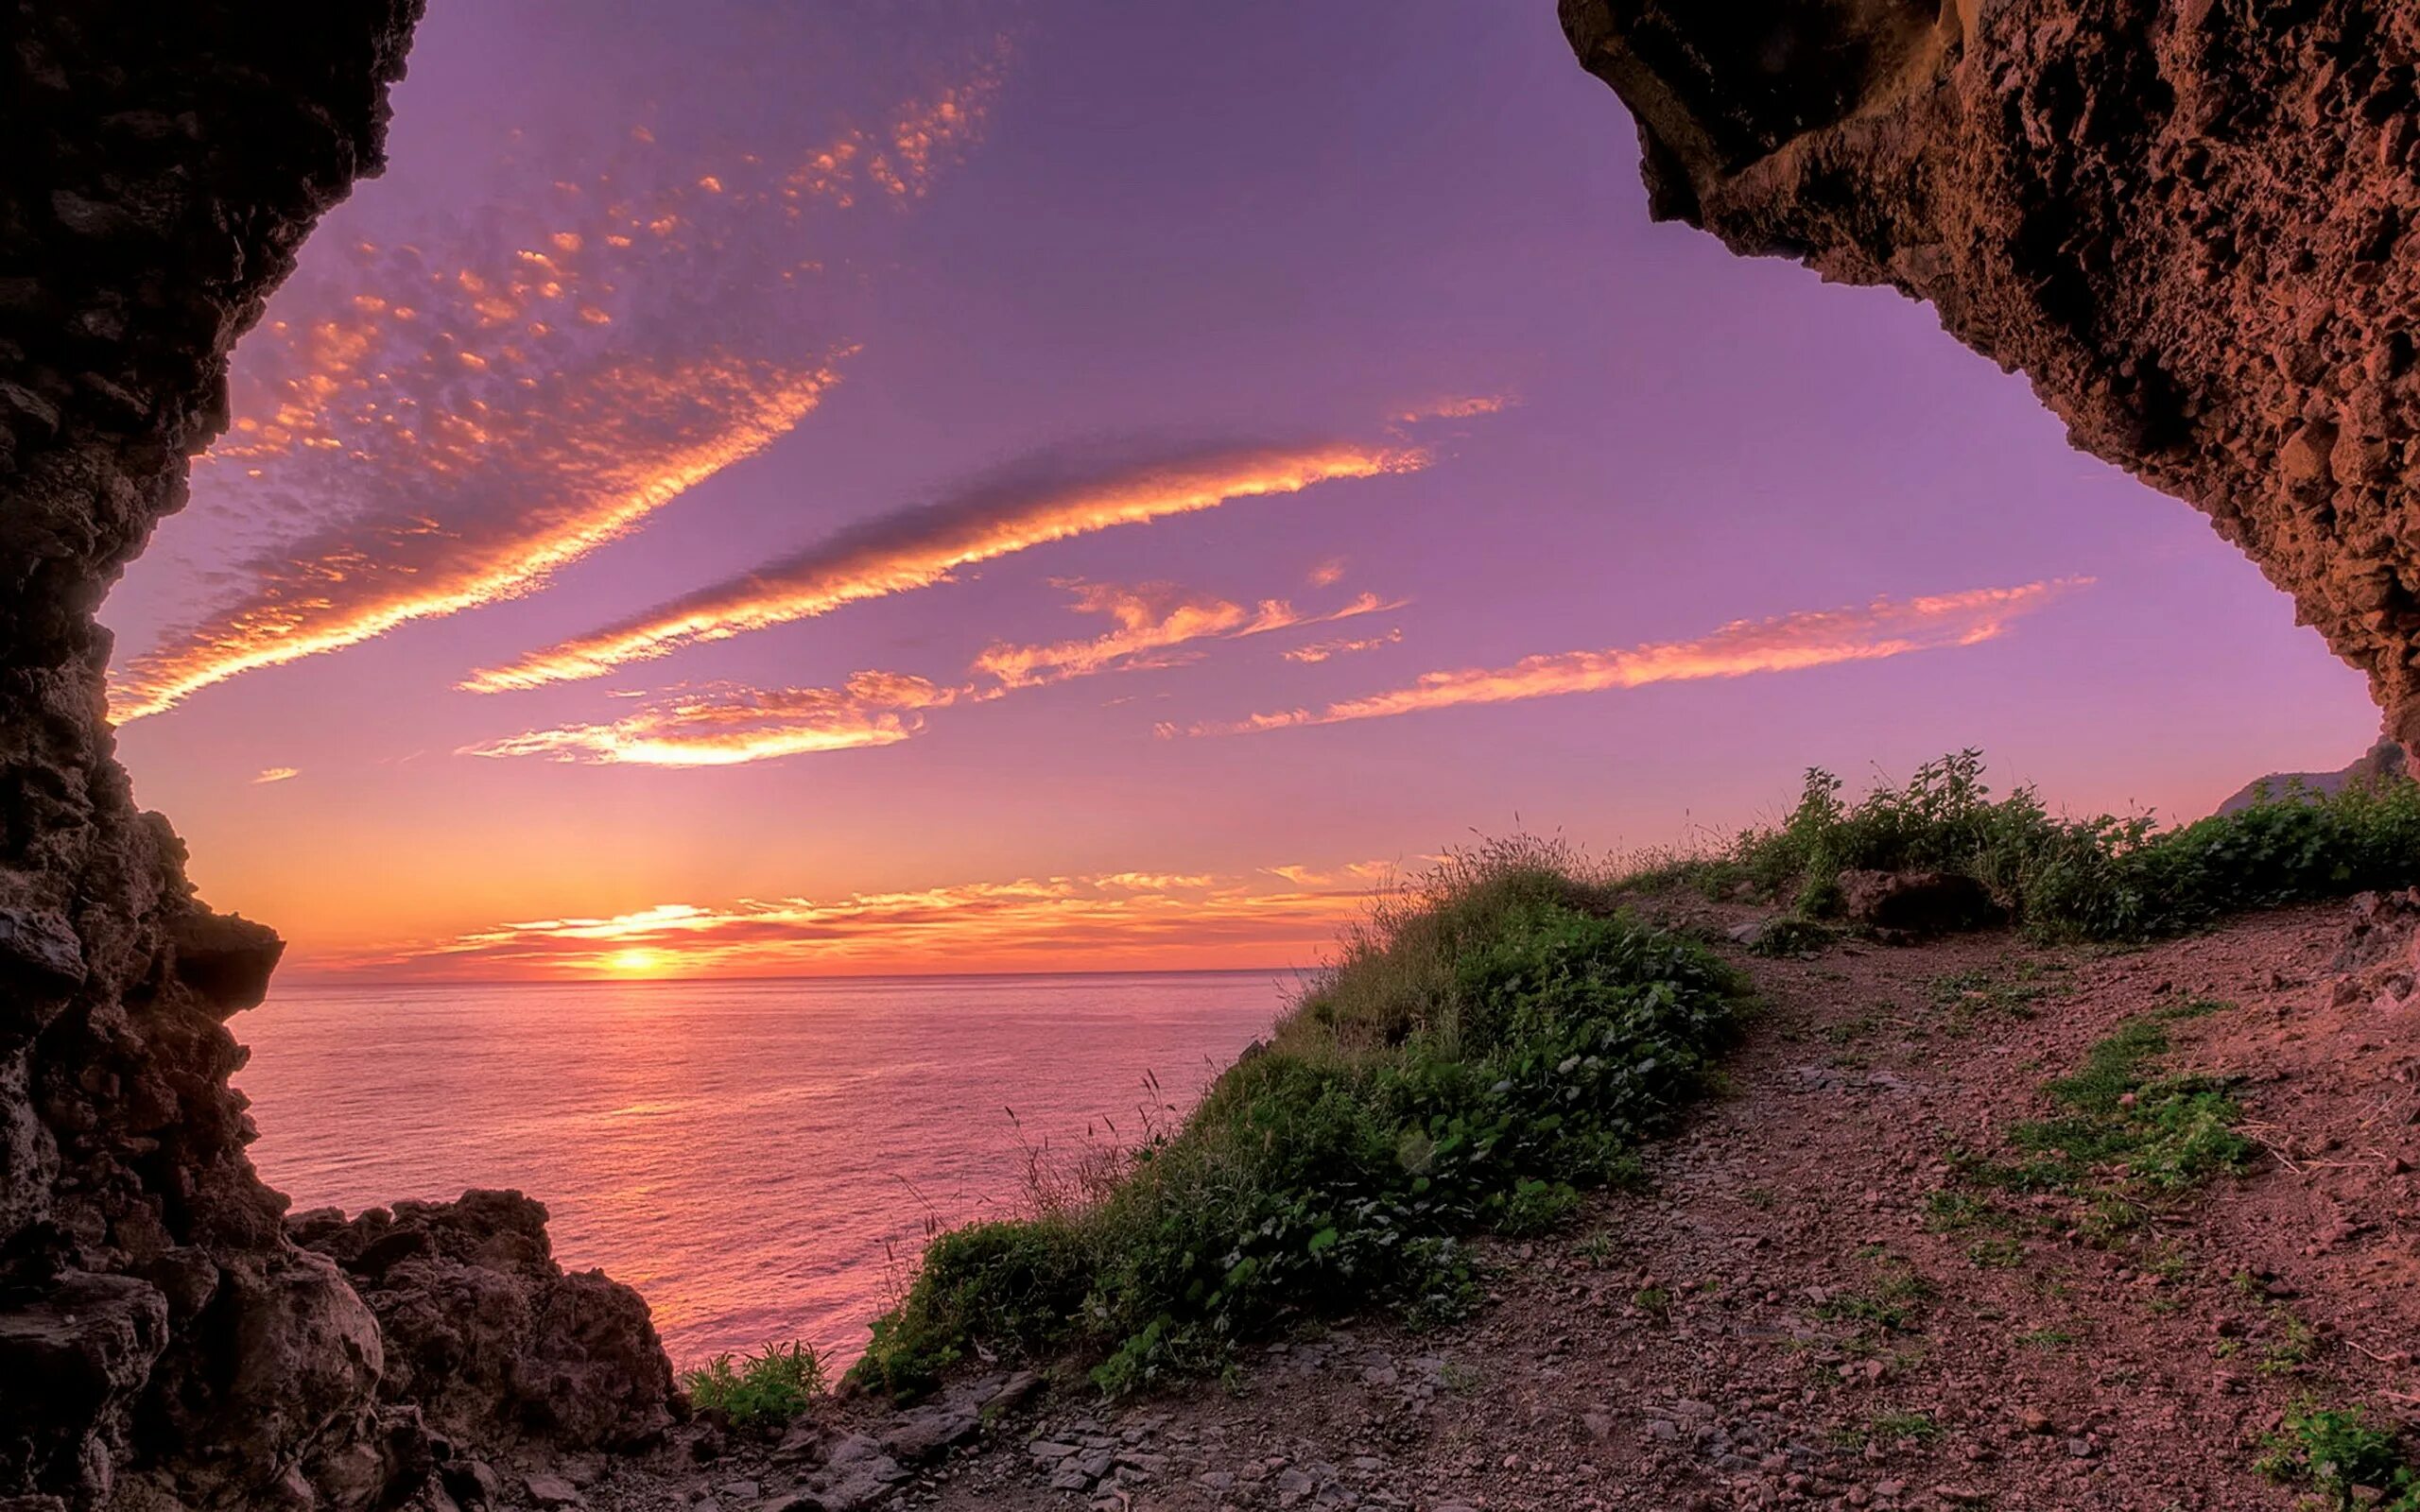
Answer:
[233, 971, 1293, 1366]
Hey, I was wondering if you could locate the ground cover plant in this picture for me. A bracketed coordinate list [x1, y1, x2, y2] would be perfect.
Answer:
[1946, 1005, 2256, 1228]
[1637, 748, 2420, 940]
[2257, 1400, 2420, 1511]
[848, 836, 1747, 1399]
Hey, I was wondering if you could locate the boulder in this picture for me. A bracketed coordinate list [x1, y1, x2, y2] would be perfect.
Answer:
[290, 1190, 678, 1454]
[0, 1274, 168, 1503]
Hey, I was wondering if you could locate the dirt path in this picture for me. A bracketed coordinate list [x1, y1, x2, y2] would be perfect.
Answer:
[567, 902, 2420, 1512]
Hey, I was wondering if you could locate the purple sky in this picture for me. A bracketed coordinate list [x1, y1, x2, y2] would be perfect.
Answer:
[102, 0, 2377, 978]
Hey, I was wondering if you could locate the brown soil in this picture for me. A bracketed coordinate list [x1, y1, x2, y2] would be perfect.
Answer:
[555, 900, 2420, 1512]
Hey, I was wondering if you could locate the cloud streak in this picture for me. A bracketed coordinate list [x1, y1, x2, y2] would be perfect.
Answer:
[460, 672, 961, 767]
[462, 440, 1426, 692]
[110, 63, 1004, 722]
[973, 580, 1397, 689]
[467, 576, 1399, 767]
[1181, 580, 2088, 735]
[1281, 628, 1401, 664]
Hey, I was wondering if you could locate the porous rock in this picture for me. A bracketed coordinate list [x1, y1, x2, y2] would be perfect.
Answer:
[1563, 1, 2420, 746]
[289, 1192, 678, 1454]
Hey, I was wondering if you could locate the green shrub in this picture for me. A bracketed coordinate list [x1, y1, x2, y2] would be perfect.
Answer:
[681, 1340, 825, 1429]
[2257, 1400, 2420, 1510]
[1636, 749, 2420, 941]
[849, 838, 1745, 1400]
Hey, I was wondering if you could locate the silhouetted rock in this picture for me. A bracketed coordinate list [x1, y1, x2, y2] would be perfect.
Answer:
[1563, 2, 2420, 746]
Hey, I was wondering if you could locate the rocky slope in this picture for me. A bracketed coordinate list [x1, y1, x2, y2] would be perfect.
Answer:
[0, 9, 674, 1510]
[1561, 0, 2420, 745]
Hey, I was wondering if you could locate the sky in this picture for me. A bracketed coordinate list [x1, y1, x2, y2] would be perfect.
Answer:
[104, 0, 2378, 981]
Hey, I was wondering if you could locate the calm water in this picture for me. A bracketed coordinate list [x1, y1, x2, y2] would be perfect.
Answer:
[234, 971, 1290, 1365]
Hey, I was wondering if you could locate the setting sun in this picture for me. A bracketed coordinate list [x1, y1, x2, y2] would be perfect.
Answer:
[602, 947, 666, 975]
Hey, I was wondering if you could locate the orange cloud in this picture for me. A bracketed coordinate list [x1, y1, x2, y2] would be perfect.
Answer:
[1282, 628, 1402, 664]
[1183, 580, 2089, 734]
[464, 441, 1427, 693]
[111, 66, 1003, 722]
[467, 576, 1400, 767]
[1307, 558, 1348, 587]
[1393, 393, 1517, 425]
[304, 864, 1393, 979]
[973, 580, 1398, 690]
[251, 766, 301, 784]
[458, 673, 960, 767]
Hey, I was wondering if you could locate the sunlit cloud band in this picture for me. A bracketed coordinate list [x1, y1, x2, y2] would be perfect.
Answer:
[463, 441, 1426, 692]
[1181, 579, 2089, 734]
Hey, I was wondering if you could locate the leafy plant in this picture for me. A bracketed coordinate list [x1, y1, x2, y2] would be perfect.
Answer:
[2256, 1400, 2420, 1511]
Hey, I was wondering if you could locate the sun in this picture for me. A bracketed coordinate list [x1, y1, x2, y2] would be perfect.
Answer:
[601, 947, 665, 976]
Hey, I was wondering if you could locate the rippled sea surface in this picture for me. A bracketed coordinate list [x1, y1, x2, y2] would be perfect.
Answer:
[235, 971, 1289, 1365]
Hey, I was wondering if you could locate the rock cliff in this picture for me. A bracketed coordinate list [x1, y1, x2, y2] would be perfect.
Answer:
[0, 8, 672, 1509]
[1563, 0, 2420, 742]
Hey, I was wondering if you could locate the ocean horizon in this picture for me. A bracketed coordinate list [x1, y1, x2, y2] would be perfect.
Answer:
[236, 971, 1293, 1365]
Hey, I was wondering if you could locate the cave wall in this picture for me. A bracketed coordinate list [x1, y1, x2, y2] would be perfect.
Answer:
[1563, 0, 2420, 743]
[0, 8, 672, 1510]
[2, 6, 421, 1506]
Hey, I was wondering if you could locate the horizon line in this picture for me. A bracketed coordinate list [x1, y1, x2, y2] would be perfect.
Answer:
[269, 961, 1317, 991]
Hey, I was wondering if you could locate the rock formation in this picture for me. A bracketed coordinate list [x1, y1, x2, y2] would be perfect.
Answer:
[0, 8, 672, 1509]
[290, 1193, 678, 1457]
[1562, 0, 2420, 743]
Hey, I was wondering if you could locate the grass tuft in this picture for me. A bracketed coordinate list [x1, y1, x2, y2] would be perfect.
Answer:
[681, 1340, 825, 1429]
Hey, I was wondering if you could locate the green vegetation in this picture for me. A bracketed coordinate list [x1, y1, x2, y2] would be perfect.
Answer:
[850, 837, 1746, 1400]
[2257, 1400, 2420, 1511]
[1946, 1011, 2256, 1217]
[1867, 1410, 1943, 1444]
[1964, 1236, 2027, 1269]
[1639, 748, 2420, 940]
[680, 1340, 825, 1429]
[1813, 1252, 1932, 1335]
[2006, 1017, 2256, 1194]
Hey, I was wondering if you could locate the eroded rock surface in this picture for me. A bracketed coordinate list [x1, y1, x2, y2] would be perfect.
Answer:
[1, 7, 671, 1508]
[291, 1192, 679, 1456]
[1564, 0, 2420, 741]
